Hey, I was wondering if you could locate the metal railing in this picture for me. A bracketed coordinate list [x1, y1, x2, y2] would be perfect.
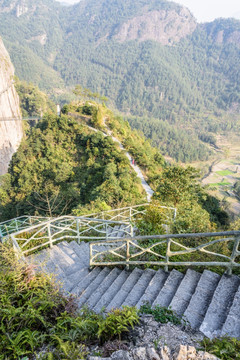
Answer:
[0, 216, 49, 239]
[89, 231, 240, 274]
[9, 215, 135, 256]
[79, 203, 177, 223]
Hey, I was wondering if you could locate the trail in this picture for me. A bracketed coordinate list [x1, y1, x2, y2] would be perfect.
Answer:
[86, 121, 154, 202]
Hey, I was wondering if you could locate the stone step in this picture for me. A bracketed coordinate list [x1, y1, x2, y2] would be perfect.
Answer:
[57, 241, 85, 265]
[49, 245, 81, 276]
[105, 268, 143, 311]
[93, 270, 130, 313]
[183, 270, 220, 330]
[84, 268, 122, 309]
[200, 274, 240, 338]
[68, 241, 89, 266]
[71, 267, 102, 297]
[68, 267, 90, 292]
[122, 269, 156, 307]
[108, 225, 120, 238]
[153, 269, 184, 308]
[169, 269, 201, 316]
[221, 284, 240, 338]
[77, 267, 112, 308]
[30, 248, 72, 292]
[136, 269, 168, 308]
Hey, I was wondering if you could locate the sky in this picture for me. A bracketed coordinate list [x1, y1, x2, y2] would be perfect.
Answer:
[57, 0, 240, 23]
[175, 0, 240, 23]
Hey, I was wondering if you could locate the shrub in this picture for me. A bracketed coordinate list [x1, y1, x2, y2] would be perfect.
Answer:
[97, 306, 139, 341]
[139, 302, 181, 325]
[201, 337, 240, 360]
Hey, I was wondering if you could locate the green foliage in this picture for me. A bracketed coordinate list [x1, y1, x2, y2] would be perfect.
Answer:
[154, 166, 202, 207]
[0, 112, 145, 220]
[139, 302, 181, 325]
[0, 244, 141, 359]
[97, 306, 139, 341]
[201, 337, 240, 360]
[1, 1, 240, 161]
[15, 77, 56, 117]
[137, 201, 172, 235]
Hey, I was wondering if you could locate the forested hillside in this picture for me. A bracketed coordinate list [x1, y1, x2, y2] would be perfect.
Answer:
[0, 0, 240, 162]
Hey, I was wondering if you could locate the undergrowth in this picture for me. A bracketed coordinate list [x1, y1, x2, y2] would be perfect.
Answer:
[0, 243, 139, 359]
[201, 337, 240, 360]
[139, 302, 181, 325]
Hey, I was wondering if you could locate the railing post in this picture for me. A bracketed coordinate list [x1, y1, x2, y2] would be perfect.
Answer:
[129, 207, 132, 223]
[89, 244, 93, 268]
[126, 239, 130, 270]
[76, 218, 80, 244]
[228, 235, 240, 275]
[106, 223, 108, 240]
[165, 238, 171, 272]
[130, 224, 133, 237]
[0, 227, 3, 243]
[47, 222, 53, 248]
[15, 218, 19, 232]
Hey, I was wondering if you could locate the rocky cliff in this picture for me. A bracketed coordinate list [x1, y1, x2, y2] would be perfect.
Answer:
[0, 36, 23, 175]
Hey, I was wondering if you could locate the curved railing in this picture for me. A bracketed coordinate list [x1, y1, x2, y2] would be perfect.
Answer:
[9, 216, 134, 256]
[0, 216, 49, 238]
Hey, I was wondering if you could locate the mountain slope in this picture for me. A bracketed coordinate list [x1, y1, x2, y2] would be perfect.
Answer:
[0, 0, 240, 162]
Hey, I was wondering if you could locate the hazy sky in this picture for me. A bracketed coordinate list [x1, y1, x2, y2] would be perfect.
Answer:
[175, 0, 240, 22]
[58, 0, 240, 23]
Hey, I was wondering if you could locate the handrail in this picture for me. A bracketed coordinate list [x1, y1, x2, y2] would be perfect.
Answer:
[89, 231, 240, 274]
[9, 215, 135, 256]
[0, 216, 50, 239]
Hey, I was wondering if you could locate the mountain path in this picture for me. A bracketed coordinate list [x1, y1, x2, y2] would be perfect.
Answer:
[87, 120, 154, 201]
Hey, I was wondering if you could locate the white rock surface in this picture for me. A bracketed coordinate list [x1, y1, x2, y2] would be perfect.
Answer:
[0, 36, 23, 175]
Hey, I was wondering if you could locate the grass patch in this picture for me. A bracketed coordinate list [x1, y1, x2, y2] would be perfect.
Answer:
[216, 170, 234, 176]
[209, 181, 231, 187]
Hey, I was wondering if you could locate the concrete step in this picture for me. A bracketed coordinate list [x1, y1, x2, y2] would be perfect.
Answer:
[105, 268, 143, 311]
[93, 270, 130, 313]
[136, 269, 168, 308]
[108, 225, 120, 238]
[221, 285, 240, 338]
[169, 269, 201, 316]
[68, 241, 89, 266]
[67, 267, 90, 292]
[55, 244, 85, 275]
[57, 241, 86, 266]
[71, 267, 102, 297]
[84, 268, 122, 309]
[122, 269, 156, 307]
[30, 248, 72, 292]
[184, 270, 220, 330]
[200, 274, 240, 338]
[77, 267, 111, 308]
[153, 269, 184, 308]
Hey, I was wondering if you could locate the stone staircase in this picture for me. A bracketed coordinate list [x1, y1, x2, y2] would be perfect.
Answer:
[29, 239, 240, 339]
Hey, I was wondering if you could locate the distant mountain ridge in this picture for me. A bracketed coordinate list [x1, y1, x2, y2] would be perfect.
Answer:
[0, 0, 239, 162]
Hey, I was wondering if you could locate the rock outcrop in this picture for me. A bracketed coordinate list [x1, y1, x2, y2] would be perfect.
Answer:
[114, 7, 197, 45]
[0, 36, 23, 175]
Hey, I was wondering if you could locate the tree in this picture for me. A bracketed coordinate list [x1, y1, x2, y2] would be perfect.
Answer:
[154, 166, 202, 206]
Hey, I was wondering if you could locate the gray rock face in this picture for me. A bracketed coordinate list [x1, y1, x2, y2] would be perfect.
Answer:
[114, 8, 197, 45]
[0, 36, 23, 175]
